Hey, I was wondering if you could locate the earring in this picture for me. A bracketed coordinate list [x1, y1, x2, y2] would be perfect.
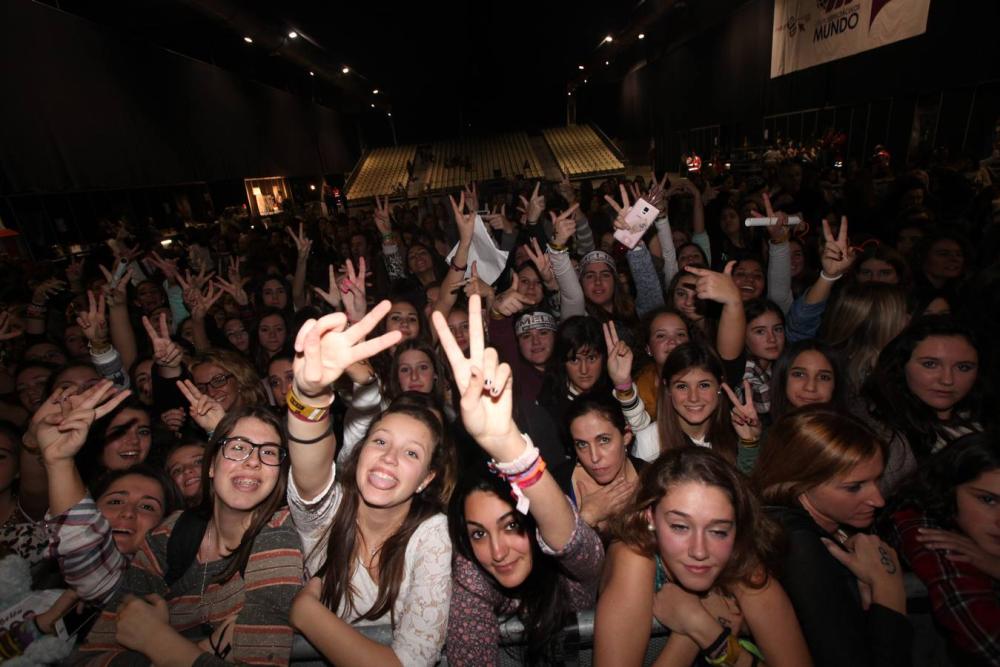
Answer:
[416, 485, 425, 493]
[647, 523, 655, 532]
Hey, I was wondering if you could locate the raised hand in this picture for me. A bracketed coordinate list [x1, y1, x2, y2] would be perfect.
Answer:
[491, 274, 532, 317]
[312, 264, 342, 310]
[215, 269, 250, 306]
[98, 262, 132, 307]
[449, 191, 476, 244]
[286, 222, 313, 263]
[373, 194, 393, 236]
[646, 172, 671, 211]
[821, 215, 855, 278]
[722, 379, 762, 442]
[549, 203, 581, 246]
[684, 261, 740, 306]
[524, 238, 556, 288]
[463, 182, 479, 214]
[34, 380, 131, 466]
[431, 293, 519, 459]
[177, 379, 226, 433]
[759, 192, 790, 244]
[292, 300, 402, 403]
[340, 257, 367, 324]
[464, 262, 496, 303]
[482, 204, 514, 234]
[603, 184, 633, 231]
[147, 251, 179, 283]
[519, 182, 545, 223]
[76, 290, 109, 346]
[188, 283, 224, 321]
[177, 264, 214, 294]
[602, 321, 634, 388]
[142, 313, 182, 368]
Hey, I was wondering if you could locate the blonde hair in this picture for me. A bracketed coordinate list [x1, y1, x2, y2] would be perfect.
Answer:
[191, 349, 267, 408]
[821, 283, 908, 393]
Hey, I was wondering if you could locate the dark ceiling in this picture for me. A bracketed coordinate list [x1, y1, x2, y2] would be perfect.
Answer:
[36, 0, 715, 145]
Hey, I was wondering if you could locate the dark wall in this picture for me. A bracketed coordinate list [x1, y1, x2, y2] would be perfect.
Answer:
[579, 0, 1000, 168]
[0, 0, 356, 195]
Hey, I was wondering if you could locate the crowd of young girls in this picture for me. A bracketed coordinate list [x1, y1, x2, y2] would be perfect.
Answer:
[0, 153, 997, 666]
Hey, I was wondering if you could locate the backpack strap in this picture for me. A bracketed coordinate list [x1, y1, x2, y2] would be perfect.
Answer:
[164, 510, 210, 588]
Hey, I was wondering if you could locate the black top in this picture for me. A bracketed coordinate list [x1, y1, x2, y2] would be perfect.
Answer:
[767, 505, 913, 667]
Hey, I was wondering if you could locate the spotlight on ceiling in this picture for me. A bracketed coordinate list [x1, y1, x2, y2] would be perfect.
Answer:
[370, 103, 375, 108]
[604, 35, 613, 43]
[342, 66, 350, 74]
[638, 33, 645, 40]
[308, 71, 315, 76]
[372, 89, 379, 95]
[287, 31, 298, 39]
[309, 184, 316, 191]
[604, 60, 610, 66]
[578, 65, 585, 70]
[243, 36, 253, 44]
[387, 112, 392, 117]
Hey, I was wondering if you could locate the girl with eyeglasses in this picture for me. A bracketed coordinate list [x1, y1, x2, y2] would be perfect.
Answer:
[76, 405, 304, 665]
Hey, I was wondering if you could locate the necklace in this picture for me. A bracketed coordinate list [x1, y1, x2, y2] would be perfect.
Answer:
[355, 517, 403, 571]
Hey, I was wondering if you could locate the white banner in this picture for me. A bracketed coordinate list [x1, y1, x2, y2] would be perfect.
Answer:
[770, 0, 931, 78]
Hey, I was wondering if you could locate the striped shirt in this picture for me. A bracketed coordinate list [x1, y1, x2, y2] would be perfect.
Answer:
[46, 494, 126, 605]
[73, 508, 304, 666]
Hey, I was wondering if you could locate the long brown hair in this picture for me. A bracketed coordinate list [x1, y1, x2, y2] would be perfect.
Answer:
[318, 402, 455, 625]
[197, 406, 289, 584]
[751, 405, 885, 507]
[610, 448, 779, 591]
[655, 342, 738, 462]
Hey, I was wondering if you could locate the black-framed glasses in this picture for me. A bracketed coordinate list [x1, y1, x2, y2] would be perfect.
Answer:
[195, 373, 233, 393]
[219, 437, 286, 466]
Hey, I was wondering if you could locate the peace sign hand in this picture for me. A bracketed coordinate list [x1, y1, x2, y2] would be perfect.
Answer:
[340, 257, 367, 324]
[602, 321, 634, 387]
[189, 283, 224, 321]
[463, 262, 496, 302]
[177, 379, 226, 433]
[462, 182, 479, 215]
[142, 313, 182, 369]
[76, 290, 109, 345]
[519, 182, 545, 223]
[549, 203, 581, 246]
[524, 238, 556, 288]
[286, 223, 313, 263]
[684, 261, 741, 306]
[722, 379, 762, 441]
[646, 172, 671, 211]
[603, 184, 633, 231]
[431, 293, 520, 459]
[449, 192, 476, 244]
[482, 204, 514, 234]
[373, 195, 393, 236]
[292, 300, 402, 403]
[821, 216, 855, 278]
[312, 264, 342, 310]
[34, 380, 131, 466]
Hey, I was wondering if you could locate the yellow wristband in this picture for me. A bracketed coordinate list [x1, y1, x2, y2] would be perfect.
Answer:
[286, 389, 331, 421]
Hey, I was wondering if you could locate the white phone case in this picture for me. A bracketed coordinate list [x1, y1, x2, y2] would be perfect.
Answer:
[614, 198, 661, 248]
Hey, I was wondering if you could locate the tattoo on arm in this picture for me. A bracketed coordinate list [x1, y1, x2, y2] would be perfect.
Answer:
[878, 546, 897, 574]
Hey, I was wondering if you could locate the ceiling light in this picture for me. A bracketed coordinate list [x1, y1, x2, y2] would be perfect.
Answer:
[605, 60, 610, 66]
[341, 66, 350, 74]
[243, 36, 253, 44]
[372, 89, 379, 95]
[604, 35, 613, 43]
[583, 79, 588, 83]
[309, 71, 315, 76]
[568, 91, 572, 96]
[309, 184, 316, 191]
[638, 33, 645, 40]
[370, 103, 375, 108]
[578, 65, 585, 70]
[288, 31, 298, 39]
[387, 112, 392, 117]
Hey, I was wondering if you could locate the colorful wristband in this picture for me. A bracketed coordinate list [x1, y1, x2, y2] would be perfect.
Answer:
[286, 389, 331, 421]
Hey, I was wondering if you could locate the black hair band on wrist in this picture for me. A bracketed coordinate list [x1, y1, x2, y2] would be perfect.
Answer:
[284, 418, 334, 445]
[703, 626, 731, 660]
